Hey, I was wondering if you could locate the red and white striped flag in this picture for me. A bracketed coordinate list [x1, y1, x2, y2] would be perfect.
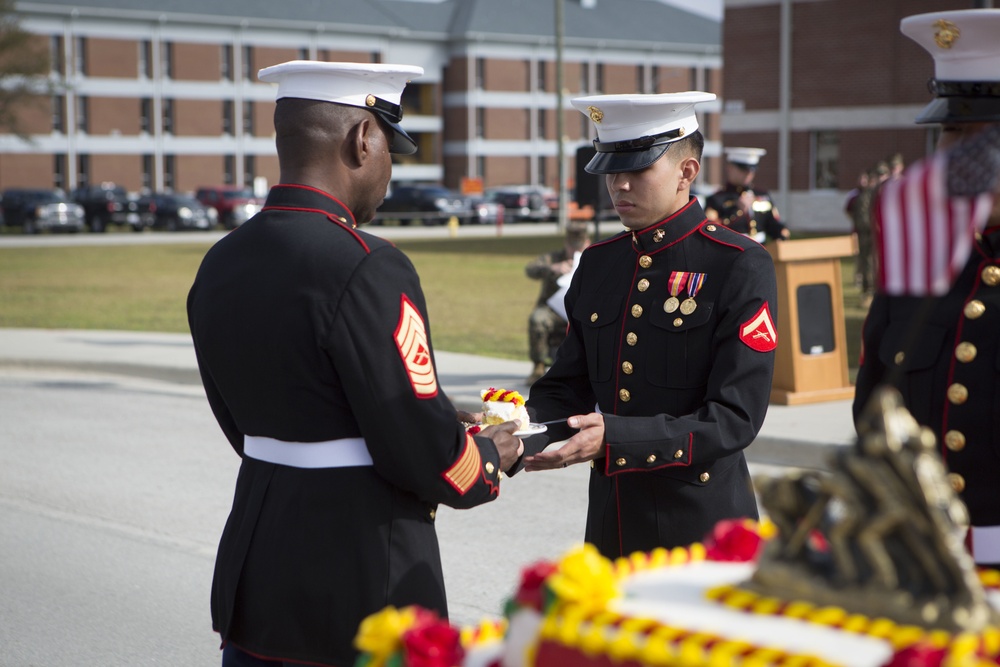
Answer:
[875, 152, 994, 295]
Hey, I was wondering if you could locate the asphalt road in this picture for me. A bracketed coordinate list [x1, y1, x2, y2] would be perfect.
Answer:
[0, 368, 591, 665]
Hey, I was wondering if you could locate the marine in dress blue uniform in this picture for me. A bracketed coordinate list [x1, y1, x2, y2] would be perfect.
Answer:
[187, 61, 522, 666]
[704, 147, 790, 244]
[853, 10, 1000, 567]
[523, 92, 779, 558]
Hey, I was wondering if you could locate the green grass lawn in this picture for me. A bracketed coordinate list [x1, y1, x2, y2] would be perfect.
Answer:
[0, 233, 867, 370]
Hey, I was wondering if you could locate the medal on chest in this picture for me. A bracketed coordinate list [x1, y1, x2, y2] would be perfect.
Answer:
[680, 273, 706, 315]
[664, 271, 686, 313]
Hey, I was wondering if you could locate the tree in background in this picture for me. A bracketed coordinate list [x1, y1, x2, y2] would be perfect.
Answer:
[0, 0, 51, 140]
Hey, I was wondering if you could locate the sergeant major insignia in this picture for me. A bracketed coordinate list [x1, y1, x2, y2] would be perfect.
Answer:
[395, 294, 439, 398]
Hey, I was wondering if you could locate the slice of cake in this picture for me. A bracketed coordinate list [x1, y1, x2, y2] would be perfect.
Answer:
[481, 387, 529, 431]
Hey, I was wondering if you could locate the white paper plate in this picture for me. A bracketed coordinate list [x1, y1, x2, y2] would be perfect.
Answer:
[513, 423, 547, 437]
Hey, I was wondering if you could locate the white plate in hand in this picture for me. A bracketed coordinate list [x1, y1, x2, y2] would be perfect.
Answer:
[513, 423, 547, 437]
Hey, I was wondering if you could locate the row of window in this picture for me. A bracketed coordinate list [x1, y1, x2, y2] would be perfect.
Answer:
[474, 58, 701, 95]
[50, 96, 256, 135]
[52, 153, 257, 192]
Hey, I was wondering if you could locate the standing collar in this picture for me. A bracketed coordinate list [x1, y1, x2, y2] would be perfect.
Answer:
[630, 197, 706, 253]
[263, 184, 357, 227]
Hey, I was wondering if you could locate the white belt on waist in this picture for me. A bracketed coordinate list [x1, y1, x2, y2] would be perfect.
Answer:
[243, 435, 373, 469]
[968, 525, 1000, 564]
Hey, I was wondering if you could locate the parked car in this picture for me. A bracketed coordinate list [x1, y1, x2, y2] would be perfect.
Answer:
[71, 183, 151, 233]
[464, 195, 504, 224]
[139, 193, 218, 231]
[377, 184, 473, 225]
[1, 188, 85, 234]
[195, 186, 263, 229]
[483, 186, 553, 222]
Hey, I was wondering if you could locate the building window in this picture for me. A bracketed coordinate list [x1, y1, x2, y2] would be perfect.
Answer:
[537, 60, 546, 92]
[812, 130, 839, 189]
[690, 67, 699, 91]
[537, 108, 547, 140]
[50, 36, 64, 76]
[139, 40, 152, 78]
[142, 154, 154, 191]
[242, 101, 254, 135]
[222, 100, 234, 135]
[54, 154, 67, 191]
[221, 45, 233, 81]
[538, 156, 547, 187]
[162, 98, 174, 135]
[298, 47, 308, 60]
[161, 41, 174, 79]
[140, 98, 152, 134]
[580, 62, 589, 93]
[581, 110, 589, 139]
[52, 96, 65, 133]
[477, 155, 486, 181]
[164, 155, 176, 191]
[74, 37, 87, 76]
[77, 154, 90, 187]
[476, 107, 485, 139]
[637, 65, 645, 94]
[475, 58, 485, 89]
[224, 155, 235, 184]
[241, 45, 254, 81]
[595, 64, 604, 94]
[650, 65, 659, 93]
[243, 155, 255, 187]
[75, 96, 88, 133]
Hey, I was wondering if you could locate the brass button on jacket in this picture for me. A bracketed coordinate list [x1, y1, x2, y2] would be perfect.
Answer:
[944, 430, 966, 452]
[626, 332, 638, 346]
[646, 454, 657, 464]
[631, 304, 644, 318]
[894, 351, 905, 366]
[964, 299, 986, 319]
[622, 361, 634, 374]
[485, 462, 495, 475]
[639, 255, 653, 269]
[947, 383, 969, 405]
[955, 342, 977, 363]
[619, 388, 631, 402]
[637, 278, 650, 292]
[982, 265, 1000, 286]
[699, 472, 710, 483]
[673, 449, 684, 459]
[948, 472, 966, 493]
[615, 457, 627, 467]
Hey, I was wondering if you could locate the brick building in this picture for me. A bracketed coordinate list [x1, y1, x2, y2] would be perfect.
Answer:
[720, 0, 978, 232]
[3, 0, 723, 198]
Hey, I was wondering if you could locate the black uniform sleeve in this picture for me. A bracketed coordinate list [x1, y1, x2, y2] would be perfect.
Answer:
[322, 245, 503, 509]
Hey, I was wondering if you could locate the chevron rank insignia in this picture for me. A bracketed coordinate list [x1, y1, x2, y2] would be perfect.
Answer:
[443, 434, 482, 495]
[739, 303, 777, 352]
[394, 294, 438, 398]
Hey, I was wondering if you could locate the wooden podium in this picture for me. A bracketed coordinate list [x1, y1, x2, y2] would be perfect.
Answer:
[766, 236, 857, 405]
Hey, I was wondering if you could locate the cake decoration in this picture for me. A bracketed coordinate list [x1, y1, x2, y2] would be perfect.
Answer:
[480, 388, 529, 431]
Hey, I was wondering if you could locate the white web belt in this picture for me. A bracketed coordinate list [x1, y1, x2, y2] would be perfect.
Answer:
[243, 435, 373, 469]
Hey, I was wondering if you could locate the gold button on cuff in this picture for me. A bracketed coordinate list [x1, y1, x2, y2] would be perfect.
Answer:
[637, 278, 650, 292]
[706, 225, 717, 232]
[622, 361, 634, 374]
[619, 388, 631, 402]
[982, 265, 1000, 286]
[673, 449, 684, 459]
[894, 351, 905, 366]
[964, 299, 986, 319]
[639, 255, 653, 269]
[955, 342, 977, 363]
[699, 472, 710, 483]
[429, 508, 437, 520]
[948, 472, 966, 493]
[485, 462, 495, 475]
[626, 332, 638, 346]
[646, 454, 657, 464]
[631, 304, 644, 318]
[945, 430, 967, 452]
[673, 318, 683, 327]
[947, 383, 969, 405]
[590, 313, 599, 322]
[616, 457, 627, 467]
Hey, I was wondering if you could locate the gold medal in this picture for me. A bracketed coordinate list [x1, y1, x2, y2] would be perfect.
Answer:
[680, 298, 697, 315]
[664, 297, 679, 313]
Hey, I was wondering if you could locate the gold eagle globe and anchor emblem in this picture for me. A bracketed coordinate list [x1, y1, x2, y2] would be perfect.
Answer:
[933, 19, 960, 49]
[365, 94, 377, 107]
[586, 106, 604, 123]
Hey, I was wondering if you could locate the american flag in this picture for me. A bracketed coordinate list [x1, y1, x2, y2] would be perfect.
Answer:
[874, 152, 994, 295]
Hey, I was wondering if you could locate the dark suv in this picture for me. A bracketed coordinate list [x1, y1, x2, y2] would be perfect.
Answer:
[1, 188, 85, 234]
[484, 186, 553, 222]
[377, 184, 473, 226]
[71, 183, 151, 232]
